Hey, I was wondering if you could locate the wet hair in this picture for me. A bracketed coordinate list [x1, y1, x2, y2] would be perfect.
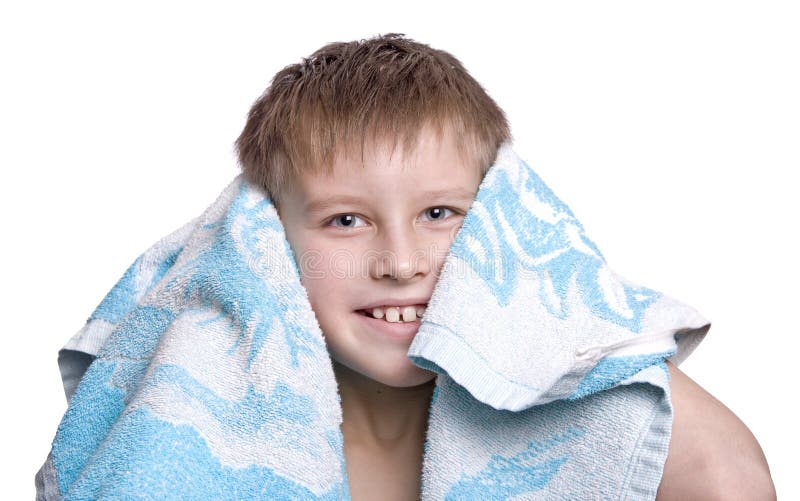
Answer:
[235, 33, 511, 204]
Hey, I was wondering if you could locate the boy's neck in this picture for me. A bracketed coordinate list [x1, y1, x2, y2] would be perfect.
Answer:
[333, 361, 435, 449]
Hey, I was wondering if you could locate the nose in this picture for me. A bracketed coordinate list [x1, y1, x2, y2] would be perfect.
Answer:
[367, 224, 431, 282]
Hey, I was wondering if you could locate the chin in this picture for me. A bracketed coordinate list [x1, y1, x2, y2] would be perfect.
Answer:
[372, 364, 436, 388]
[333, 356, 437, 388]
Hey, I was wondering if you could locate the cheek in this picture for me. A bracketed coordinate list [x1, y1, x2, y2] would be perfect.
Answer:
[287, 234, 337, 284]
[429, 231, 460, 278]
[300, 274, 346, 328]
[296, 248, 353, 306]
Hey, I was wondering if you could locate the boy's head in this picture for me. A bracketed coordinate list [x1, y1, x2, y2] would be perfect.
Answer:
[235, 35, 510, 388]
[235, 33, 510, 207]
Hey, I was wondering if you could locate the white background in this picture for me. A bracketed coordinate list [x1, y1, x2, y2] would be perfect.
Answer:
[2, 1, 796, 498]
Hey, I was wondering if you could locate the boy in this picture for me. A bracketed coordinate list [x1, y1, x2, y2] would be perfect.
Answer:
[39, 34, 774, 499]
[233, 34, 773, 499]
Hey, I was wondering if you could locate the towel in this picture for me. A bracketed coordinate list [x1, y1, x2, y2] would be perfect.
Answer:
[36, 144, 710, 500]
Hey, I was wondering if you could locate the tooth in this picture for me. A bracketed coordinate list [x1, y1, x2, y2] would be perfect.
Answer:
[402, 306, 416, 322]
[372, 307, 384, 319]
[417, 306, 426, 318]
[385, 307, 400, 323]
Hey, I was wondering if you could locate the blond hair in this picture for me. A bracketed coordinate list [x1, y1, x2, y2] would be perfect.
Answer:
[235, 33, 511, 203]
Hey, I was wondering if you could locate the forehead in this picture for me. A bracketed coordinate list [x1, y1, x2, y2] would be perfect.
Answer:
[287, 129, 482, 205]
[288, 130, 483, 211]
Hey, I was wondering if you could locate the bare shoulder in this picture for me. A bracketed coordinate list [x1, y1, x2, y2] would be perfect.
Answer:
[656, 360, 776, 500]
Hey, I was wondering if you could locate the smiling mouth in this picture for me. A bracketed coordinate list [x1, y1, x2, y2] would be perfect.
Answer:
[356, 305, 427, 323]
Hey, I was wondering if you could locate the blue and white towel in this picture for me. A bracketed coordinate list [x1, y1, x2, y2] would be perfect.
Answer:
[37, 144, 710, 499]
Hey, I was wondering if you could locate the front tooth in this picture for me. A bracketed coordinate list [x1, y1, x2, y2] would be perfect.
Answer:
[402, 306, 416, 322]
[372, 307, 384, 319]
[385, 307, 400, 323]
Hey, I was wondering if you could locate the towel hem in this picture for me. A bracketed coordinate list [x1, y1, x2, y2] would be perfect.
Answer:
[408, 322, 554, 411]
[617, 380, 672, 500]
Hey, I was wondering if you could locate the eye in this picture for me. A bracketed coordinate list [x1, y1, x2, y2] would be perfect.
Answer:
[327, 213, 367, 229]
[420, 207, 456, 222]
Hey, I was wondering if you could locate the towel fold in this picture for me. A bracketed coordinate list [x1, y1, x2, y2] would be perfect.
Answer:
[37, 144, 709, 500]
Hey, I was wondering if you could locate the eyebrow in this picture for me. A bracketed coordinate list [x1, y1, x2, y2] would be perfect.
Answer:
[304, 188, 477, 214]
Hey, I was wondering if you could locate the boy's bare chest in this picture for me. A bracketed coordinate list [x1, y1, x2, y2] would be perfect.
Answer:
[344, 442, 424, 501]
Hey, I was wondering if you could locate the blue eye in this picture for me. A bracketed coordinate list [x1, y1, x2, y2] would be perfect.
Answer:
[328, 214, 366, 229]
[421, 207, 455, 222]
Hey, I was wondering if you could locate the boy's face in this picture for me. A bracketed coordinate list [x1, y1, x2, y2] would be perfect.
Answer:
[278, 128, 482, 388]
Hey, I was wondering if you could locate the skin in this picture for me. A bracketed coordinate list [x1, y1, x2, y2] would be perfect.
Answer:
[277, 128, 775, 499]
[278, 127, 480, 499]
[657, 360, 776, 500]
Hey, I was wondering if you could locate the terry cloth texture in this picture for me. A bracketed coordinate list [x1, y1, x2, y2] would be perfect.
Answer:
[37, 144, 710, 500]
